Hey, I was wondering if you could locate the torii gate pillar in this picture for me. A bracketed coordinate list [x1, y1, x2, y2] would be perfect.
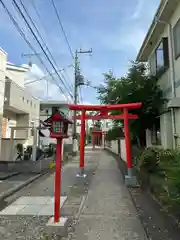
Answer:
[124, 108, 138, 187]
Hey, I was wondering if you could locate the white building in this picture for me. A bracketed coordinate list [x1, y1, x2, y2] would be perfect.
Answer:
[137, 0, 180, 149]
[0, 48, 40, 161]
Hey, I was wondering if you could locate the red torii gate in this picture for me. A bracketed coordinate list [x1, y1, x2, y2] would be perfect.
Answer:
[69, 102, 142, 186]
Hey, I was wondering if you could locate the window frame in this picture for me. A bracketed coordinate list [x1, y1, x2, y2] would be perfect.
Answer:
[173, 18, 180, 59]
[155, 37, 169, 74]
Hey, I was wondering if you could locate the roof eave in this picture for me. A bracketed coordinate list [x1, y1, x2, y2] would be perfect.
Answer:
[136, 0, 178, 62]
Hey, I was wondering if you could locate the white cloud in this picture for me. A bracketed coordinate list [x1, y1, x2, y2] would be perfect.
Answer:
[0, 0, 160, 105]
[119, 28, 146, 52]
[24, 64, 72, 102]
[132, 0, 144, 19]
[92, 27, 146, 54]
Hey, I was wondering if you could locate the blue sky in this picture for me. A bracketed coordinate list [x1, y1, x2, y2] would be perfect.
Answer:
[0, 0, 160, 104]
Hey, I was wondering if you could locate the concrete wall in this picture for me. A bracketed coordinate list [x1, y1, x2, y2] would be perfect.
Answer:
[147, 2, 180, 149]
[16, 114, 29, 139]
[4, 79, 39, 116]
[6, 65, 27, 88]
[0, 49, 41, 162]
[0, 49, 7, 157]
[1, 138, 26, 161]
[160, 111, 173, 148]
[4, 67, 40, 148]
[106, 139, 127, 162]
[146, 111, 173, 149]
[2, 110, 16, 138]
[120, 139, 127, 162]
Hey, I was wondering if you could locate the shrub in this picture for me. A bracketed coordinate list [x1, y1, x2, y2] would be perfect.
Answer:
[137, 147, 180, 216]
[137, 147, 160, 173]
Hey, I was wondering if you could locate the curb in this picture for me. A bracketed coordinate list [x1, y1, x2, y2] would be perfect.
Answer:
[0, 155, 74, 203]
[106, 148, 180, 236]
[0, 172, 20, 181]
[105, 148, 150, 238]
[0, 170, 53, 202]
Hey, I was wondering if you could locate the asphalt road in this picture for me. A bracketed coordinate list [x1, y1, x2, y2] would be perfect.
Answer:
[0, 173, 38, 195]
[4, 152, 99, 205]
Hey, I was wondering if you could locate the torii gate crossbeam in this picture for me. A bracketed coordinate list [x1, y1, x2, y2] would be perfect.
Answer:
[73, 113, 138, 120]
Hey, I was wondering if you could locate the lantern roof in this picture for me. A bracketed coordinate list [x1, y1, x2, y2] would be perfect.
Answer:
[44, 110, 72, 124]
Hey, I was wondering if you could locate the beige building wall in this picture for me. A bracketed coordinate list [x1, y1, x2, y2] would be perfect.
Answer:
[0, 48, 7, 155]
[146, 1, 180, 149]
[0, 50, 40, 162]
[6, 64, 28, 88]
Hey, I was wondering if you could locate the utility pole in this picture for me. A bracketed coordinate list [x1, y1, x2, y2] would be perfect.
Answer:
[72, 48, 92, 153]
[22, 53, 41, 67]
[73, 50, 78, 140]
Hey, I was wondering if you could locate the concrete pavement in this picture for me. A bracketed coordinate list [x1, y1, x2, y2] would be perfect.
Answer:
[0, 147, 147, 239]
[0, 149, 99, 239]
[71, 149, 147, 240]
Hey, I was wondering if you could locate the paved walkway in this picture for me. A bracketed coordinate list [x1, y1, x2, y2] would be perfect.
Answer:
[0, 151, 99, 240]
[0, 148, 147, 239]
[71, 150, 147, 240]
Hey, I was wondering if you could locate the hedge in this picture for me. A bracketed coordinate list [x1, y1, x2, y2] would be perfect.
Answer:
[136, 147, 180, 218]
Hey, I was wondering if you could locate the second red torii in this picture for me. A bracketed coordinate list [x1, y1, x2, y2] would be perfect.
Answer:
[73, 113, 138, 120]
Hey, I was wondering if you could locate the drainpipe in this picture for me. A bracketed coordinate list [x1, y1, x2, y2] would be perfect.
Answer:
[168, 23, 177, 149]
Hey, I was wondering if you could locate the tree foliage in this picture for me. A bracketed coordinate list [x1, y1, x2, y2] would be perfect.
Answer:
[105, 126, 124, 141]
[97, 62, 166, 146]
[88, 111, 102, 129]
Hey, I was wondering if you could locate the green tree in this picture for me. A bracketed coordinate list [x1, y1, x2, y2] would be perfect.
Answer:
[88, 111, 102, 129]
[97, 62, 166, 147]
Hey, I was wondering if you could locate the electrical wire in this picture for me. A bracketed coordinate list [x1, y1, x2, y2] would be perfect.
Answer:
[50, 0, 74, 59]
[0, 0, 69, 100]
[25, 69, 68, 85]
[62, 68, 74, 91]
[12, 0, 73, 99]
[30, 0, 43, 27]
[50, 0, 84, 103]
[51, 0, 83, 102]
[31, 0, 73, 94]
[17, 0, 73, 96]
[18, 0, 58, 69]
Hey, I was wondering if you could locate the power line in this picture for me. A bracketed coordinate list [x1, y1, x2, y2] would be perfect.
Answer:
[63, 68, 74, 90]
[31, 0, 81, 102]
[0, 0, 69, 100]
[30, 0, 75, 99]
[17, 0, 73, 96]
[50, 0, 74, 59]
[18, 0, 58, 69]
[30, 0, 43, 27]
[12, 0, 73, 98]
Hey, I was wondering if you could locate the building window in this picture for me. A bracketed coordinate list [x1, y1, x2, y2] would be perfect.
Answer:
[27, 100, 29, 104]
[173, 18, 180, 59]
[155, 37, 169, 73]
[22, 96, 24, 101]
